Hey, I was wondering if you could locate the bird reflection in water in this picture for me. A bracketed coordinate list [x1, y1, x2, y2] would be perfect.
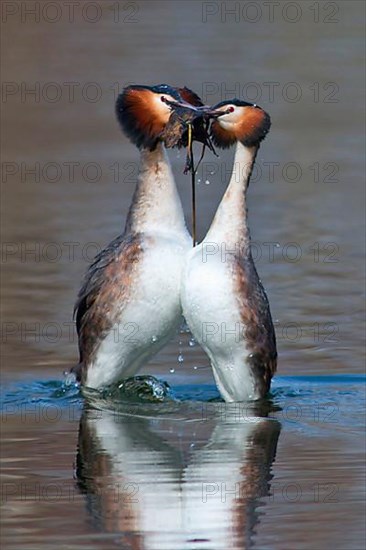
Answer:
[76, 401, 281, 549]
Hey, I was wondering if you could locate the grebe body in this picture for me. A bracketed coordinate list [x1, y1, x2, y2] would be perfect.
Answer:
[181, 101, 277, 401]
[74, 85, 192, 388]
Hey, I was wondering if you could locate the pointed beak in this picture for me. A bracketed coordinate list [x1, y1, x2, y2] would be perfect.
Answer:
[161, 96, 229, 120]
[200, 106, 230, 119]
[161, 96, 199, 113]
[162, 97, 226, 121]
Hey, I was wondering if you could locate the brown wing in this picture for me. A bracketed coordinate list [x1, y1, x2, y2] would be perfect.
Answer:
[74, 233, 143, 372]
[234, 254, 277, 395]
[177, 86, 204, 107]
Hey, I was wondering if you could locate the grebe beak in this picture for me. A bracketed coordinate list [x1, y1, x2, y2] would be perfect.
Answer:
[161, 96, 203, 117]
[161, 96, 231, 120]
[201, 106, 233, 119]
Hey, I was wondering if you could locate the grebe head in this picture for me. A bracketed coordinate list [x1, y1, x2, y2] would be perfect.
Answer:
[116, 84, 183, 150]
[209, 99, 271, 149]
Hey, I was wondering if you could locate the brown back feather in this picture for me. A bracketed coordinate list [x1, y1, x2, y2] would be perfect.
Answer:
[74, 234, 143, 375]
[234, 255, 277, 395]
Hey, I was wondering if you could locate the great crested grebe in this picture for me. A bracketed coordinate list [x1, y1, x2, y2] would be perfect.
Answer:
[181, 100, 277, 402]
[73, 84, 209, 389]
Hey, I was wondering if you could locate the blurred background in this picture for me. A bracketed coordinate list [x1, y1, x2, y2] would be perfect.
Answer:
[1, 0, 365, 382]
[1, 2, 365, 549]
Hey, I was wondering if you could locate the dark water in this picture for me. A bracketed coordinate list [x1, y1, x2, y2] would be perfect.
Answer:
[1, 1, 365, 549]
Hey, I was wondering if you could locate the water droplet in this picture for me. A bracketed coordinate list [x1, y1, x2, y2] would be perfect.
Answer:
[193, 365, 198, 370]
[151, 335, 157, 343]
[180, 320, 189, 333]
[178, 354, 184, 363]
[204, 179, 210, 185]
[189, 337, 196, 347]
[197, 178, 201, 184]
[275, 243, 280, 248]
[169, 368, 175, 374]
[63, 371, 77, 386]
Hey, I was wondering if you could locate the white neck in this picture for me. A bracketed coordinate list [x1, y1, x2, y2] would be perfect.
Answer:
[125, 143, 189, 238]
[204, 142, 257, 248]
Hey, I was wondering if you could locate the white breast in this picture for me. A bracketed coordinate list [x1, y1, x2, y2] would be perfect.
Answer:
[86, 233, 190, 388]
[181, 244, 258, 401]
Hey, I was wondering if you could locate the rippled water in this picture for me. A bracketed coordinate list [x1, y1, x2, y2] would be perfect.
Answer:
[1, 1, 365, 549]
[1, 374, 365, 549]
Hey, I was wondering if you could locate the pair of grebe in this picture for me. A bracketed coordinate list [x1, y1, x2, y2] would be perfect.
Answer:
[72, 84, 277, 401]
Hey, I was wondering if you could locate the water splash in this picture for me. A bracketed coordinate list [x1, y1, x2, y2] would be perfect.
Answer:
[2, 374, 363, 425]
[0, 377, 82, 410]
[114, 375, 171, 402]
[63, 370, 79, 387]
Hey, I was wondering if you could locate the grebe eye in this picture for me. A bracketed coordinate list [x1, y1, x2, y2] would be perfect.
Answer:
[228, 106, 235, 113]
